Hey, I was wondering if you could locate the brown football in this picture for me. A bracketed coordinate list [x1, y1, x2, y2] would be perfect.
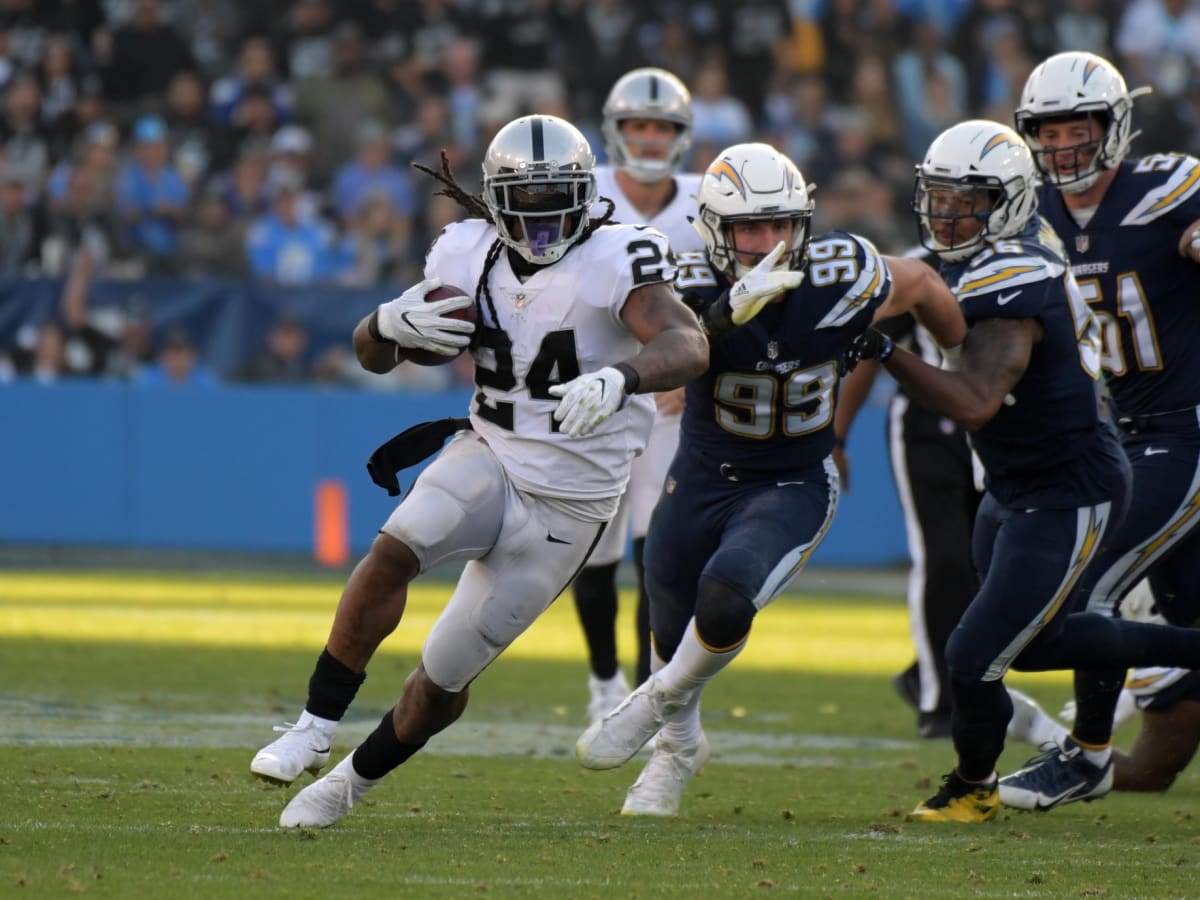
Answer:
[402, 284, 476, 367]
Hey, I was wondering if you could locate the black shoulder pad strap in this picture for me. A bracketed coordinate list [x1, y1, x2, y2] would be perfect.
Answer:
[366, 416, 472, 496]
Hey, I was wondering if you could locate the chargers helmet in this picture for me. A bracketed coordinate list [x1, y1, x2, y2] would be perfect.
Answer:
[913, 120, 1038, 262]
[482, 115, 598, 265]
[1014, 52, 1149, 194]
[694, 142, 815, 279]
[602, 67, 693, 183]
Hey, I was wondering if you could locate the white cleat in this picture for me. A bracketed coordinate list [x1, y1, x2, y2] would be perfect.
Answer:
[577, 675, 687, 770]
[587, 671, 630, 725]
[622, 731, 711, 816]
[251, 720, 333, 785]
[279, 754, 381, 828]
[1006, 688, 1069, 749]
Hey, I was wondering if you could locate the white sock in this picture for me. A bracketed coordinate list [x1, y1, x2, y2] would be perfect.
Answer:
[297, 710, 338, 736]
[655, 619, 747, 696]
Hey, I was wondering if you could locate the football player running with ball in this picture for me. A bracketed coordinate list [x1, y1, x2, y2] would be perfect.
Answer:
[576, 142, 968, 816]
[998, 51, 1200, 813]
[574, 67, 706, 723]
[250, 114, 708, 828]
[842, 119, 1200, 823]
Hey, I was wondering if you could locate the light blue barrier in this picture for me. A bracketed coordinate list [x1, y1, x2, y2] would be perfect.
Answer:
[0, 381, 908, 565]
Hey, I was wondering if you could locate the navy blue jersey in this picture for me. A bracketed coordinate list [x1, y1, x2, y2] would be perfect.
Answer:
[940, 217, 1122, 507]
[677, 231, 893, 473]
[1037, 155, 1200, 416]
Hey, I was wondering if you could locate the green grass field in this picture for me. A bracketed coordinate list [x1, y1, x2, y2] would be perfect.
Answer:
[1, 569, 1196, 899]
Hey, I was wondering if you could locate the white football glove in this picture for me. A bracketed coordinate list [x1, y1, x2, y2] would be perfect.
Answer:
[728, 241, 806, 326]
[548, 367, 629, 437]
[376, 277, 474, 356]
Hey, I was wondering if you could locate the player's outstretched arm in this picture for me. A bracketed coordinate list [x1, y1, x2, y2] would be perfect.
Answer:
[852, 317, 1038, 432]
[874, 256, 967, 352]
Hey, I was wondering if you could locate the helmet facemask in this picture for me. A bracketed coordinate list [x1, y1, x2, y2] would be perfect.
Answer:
[1016, 108, 1117, 194]
[488, 171, 595, 264]
[913, 176, 1001, 262]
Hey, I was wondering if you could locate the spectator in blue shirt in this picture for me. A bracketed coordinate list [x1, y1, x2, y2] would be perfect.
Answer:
[245, 166, 338, 285]
[137, 327, 218, 388]
[329, 119, 414, 224]
[116, 115, 189, 273]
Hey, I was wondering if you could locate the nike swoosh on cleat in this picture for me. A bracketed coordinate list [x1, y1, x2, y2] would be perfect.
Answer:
[1033, 784, 1088, 810]
[546, 534, 570, 544]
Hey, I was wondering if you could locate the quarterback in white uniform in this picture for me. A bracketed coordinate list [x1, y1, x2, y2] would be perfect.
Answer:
[575, 67, 706, 724]
[250, 114, 708, 829]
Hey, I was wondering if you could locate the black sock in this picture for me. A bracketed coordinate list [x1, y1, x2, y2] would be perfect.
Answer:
[633, 537, 651, 685]
[949, 676, 1011, 782]
[573, 563, 619, 679]
[1071, 668, 1126, 746]
[305, 648, 367, 721]
[352, 708, 427, 780]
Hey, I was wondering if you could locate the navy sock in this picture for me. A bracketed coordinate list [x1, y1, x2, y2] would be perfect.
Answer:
[1071, 668, 1126, 746]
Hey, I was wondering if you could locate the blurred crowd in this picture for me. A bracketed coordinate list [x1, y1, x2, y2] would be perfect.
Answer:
[2, 0, 1198, 386]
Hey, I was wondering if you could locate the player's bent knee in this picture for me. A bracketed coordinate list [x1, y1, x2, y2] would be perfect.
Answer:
[694, 578, 756, 648]
[366, 532, 421, 583]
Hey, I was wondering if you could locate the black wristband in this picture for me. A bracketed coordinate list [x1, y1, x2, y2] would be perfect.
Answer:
[367, 308, 389, 343]
[612, 362, 641, 395]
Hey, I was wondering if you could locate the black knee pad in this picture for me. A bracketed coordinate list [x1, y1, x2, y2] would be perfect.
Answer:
[693, 578, 756, 650]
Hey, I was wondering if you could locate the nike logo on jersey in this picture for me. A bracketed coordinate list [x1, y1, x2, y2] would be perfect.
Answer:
[776, 481, 806, 487]
[1144, 447, 1169, 456]
[546, 533, 570, 544]
[996, 290, 1020, 305]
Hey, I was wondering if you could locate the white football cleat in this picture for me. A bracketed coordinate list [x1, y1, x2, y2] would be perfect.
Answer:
[622, 731, 711, 816]
[279, 754, 381, 828]
[577, 675, 688, 769]
[587, 671, 630, 725]
[251, 719, 333, 785]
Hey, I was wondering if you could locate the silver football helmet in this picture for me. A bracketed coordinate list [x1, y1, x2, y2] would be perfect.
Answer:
[482, 115, 598, 265]
[913, 120, 1039, 262]
[693, 142, 814, 279]
[1015, 51, 1150, 194]
[601, 67, 693, 183]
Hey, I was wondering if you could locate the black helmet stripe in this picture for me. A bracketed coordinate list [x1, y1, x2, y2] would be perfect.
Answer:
[531, 117, 544, 161]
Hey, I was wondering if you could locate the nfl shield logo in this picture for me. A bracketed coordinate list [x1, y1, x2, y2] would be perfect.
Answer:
[767, 341, 779, 360]
[1075, 234, 1090, 253]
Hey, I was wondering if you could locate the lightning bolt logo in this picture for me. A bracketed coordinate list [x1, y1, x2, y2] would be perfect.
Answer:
[706, 160, 747, 200]
[1082, 58, 1100, 85]
[979, 132, 1018, 160]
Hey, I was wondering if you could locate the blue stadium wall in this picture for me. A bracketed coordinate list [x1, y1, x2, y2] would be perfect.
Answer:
[2, 381, 907, 565]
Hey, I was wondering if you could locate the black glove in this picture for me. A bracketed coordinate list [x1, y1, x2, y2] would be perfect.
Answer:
[840, 328, 895, 376]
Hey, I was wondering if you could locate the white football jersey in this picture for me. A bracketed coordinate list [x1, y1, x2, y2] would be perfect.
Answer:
[593, 166, 704, 258]
[425, 219, 675, 502]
